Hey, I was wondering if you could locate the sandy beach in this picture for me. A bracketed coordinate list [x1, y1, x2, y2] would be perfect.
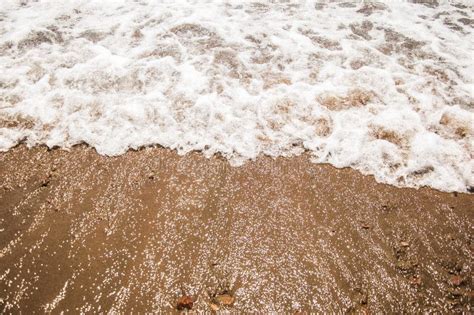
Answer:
[0, 145, 472, 313]
[0, 0, 473, 312]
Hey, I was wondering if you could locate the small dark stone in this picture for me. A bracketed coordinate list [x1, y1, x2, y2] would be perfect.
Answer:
[410, 275, 422, 286]
[177, 295, 193, 311]
[40, 179, 50, 187]
[361, 223, 370, 229]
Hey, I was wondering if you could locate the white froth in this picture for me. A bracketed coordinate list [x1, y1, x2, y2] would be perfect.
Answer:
[0, 0, 473, 192]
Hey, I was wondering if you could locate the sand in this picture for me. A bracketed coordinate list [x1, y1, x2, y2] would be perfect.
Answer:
[0, 145, 472, 313]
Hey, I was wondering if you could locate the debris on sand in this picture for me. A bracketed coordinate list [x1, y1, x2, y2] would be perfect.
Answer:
[176, 295, 193, 311]
[448, 275, 463, 287]
[214, 293, 235, 307]
[40, 176, 51, 187]
[209, 302, 220, 311]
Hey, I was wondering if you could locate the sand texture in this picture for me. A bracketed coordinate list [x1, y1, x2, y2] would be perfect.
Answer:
[0, 145, 473, 312]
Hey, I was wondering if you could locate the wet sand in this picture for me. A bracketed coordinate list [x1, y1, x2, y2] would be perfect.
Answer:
[0, 145, 472, 313]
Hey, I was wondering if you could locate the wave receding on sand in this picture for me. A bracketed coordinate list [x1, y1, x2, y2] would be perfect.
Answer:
[0, 0, 473, 192]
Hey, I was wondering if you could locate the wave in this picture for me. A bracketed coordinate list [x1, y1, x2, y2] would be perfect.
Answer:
[0, 0, 472, 192]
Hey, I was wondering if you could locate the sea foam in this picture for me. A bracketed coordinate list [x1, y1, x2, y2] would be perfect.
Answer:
[0, 0, 472, 192]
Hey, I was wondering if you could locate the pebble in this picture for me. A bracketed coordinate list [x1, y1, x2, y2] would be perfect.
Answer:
[410, 275, 422, 286]
[40, 178, 50, 187]
[449, 275, 463, 286]
[176, 295, 193, 310]
[215, 294, 235, 306]
[209, 303, 220, 311]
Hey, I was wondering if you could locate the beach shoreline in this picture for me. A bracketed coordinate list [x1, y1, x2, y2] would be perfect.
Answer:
[0, 145, 473, 312]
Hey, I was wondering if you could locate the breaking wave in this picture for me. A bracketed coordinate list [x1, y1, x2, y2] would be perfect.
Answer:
[0, 0, 473, 192]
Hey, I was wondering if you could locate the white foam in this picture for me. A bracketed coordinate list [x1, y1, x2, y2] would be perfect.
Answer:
[0, 0, 473, 192]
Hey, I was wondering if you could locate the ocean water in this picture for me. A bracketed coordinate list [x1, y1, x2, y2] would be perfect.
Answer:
[0, 0, 472, 192]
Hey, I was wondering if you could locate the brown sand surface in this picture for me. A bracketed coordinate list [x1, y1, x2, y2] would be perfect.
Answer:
[0, 145, 472, 313]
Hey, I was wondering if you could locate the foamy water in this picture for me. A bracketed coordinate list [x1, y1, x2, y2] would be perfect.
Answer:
[0, 0, 472, 192]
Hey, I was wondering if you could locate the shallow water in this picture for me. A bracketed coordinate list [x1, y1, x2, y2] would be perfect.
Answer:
[0, 0, 473, 191]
